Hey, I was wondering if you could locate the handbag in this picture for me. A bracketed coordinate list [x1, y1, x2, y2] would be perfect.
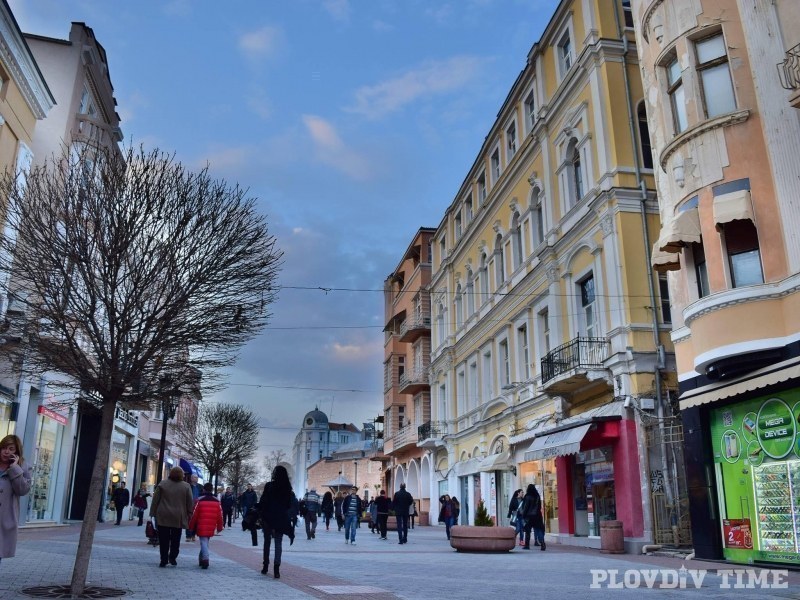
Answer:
[145, 519, 157, 541]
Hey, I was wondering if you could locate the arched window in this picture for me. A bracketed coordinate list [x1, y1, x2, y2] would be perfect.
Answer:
[511, 213, 523, 270]
[531, 187, 544, 247]
[479, 252, 489, 302]
[436, 302, 446, 346]
[465, 267, 475, 316]
[494, 234, 505, 287]
[569, 139, 583, 204]
[454, 283, 463, 329]
[637, 101, 654, 170]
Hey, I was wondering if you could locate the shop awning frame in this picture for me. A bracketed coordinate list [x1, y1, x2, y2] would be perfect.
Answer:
[179, 458, 202, 477]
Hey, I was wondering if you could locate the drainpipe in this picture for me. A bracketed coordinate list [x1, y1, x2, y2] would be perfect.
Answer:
[612, 1, 676, 521]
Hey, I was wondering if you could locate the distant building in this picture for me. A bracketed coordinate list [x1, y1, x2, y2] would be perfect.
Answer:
[305, 439, 384, 501]
[291, 407, 360, 494]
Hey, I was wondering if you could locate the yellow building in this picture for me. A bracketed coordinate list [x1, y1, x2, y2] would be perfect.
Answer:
[425, 0, 681, 552]
[631, 0, 800, 565]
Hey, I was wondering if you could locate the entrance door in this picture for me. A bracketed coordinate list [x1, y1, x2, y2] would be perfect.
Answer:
[573, 462, 589, 536]
[459, 476, 469, 525]
[497, 471, 512, 526]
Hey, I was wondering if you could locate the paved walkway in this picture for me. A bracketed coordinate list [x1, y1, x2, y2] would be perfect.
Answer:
[4, 520, 799, 599]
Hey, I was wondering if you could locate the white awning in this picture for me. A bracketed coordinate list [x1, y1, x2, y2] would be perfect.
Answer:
[713, 189, 754, 231]
[454, 457, 483, 476]
[524, 423, 593, 461]
[656, 207, 702, 253]
[679, 359, 800, 409]
[478, 450, 512, 472]
[652, 243, 681, 272]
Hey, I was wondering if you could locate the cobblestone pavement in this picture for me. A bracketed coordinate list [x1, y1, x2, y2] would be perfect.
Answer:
[4, 520, 799, 599]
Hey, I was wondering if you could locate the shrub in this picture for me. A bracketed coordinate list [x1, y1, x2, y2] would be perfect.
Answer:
[474, 499, 494, 526]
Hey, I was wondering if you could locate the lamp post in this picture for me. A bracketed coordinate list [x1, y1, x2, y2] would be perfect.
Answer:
[353, 459, 358, 489]
[213, 433, 223, 492]
[155, 377, 182, 485]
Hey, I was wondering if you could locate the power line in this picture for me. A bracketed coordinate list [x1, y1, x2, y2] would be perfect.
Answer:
[227, 383, 381, 394]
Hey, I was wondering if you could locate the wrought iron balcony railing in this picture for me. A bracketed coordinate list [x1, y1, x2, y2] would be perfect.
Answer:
[417, 420, 447, 441]
[778, 43, 800, 90]
[540, 336, 610, 384]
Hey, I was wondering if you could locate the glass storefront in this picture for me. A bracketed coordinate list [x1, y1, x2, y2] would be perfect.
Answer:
[0, 400, 12, 438]
[520, 458, 559, 533]
[28, 408, 66, 521]
[711, 390, 800, 565]
[107, 430, 130, 502]
[573, 447, 616, 536]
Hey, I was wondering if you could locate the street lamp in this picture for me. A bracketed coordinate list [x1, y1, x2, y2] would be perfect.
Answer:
[155, 376, 182, 484]
[353, 459, 358, 489]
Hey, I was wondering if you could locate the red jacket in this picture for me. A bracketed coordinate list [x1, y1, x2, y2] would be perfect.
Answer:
[188, 494, 224, 537]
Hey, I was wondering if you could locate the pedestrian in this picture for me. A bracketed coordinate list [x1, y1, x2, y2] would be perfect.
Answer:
[187, 483, 224, 569]
[185, 473, 202, 542]
[220, 487, 236, 528]
[374, 490, 390, 540]
[0, 434, 30, 563]
[507, 489, 524, 546]
[150, 466, 194, 568]
[240, 483, 258, 518]
[321, 491, 334, 531]
[333, 491, 344, 531]
[257, 465, 295, 579]
[451, 496, 461, 526]
[368, 497, 377, 533]
[302, 488, 321, 539]
[519, 483, 546, 550]
[392, 483, 414, 545]
[341, 486, 362, 544]
[438, 494, 455, 540]
[111, 482, 130, 526]
[133, 487, 150, 526]
[410, 500, 417, 529]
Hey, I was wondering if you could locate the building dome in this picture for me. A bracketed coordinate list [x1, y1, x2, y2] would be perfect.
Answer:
[302, 408, 329, 428]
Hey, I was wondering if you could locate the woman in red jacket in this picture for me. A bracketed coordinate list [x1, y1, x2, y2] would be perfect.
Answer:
[187, 482, 224, 569]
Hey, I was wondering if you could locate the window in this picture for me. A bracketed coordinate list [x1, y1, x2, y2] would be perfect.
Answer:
[696, 33, 735, 118]
[397, 355, 405, 380]
[454, 284, 463, 329]
[506, 121, 517, 161]
[482, 349, 493, 401]
[479, 253, 489, 301]
[724, 220, 763, 287]
[540, 308, 551, 354]
[455, 212, 462, 239]
[79, 85, 97, 116]
[692, 242, 710, 298]
[439, 384, 447, 421]
[494, 235, 505, 287]
[436, 302, 445, 346]
[398, 406, 405, 429]
[666, 56, 688, 133]
[531, 188, 545, 247]
[465, 195, 474, 223]
[457, 370, 466, 413]
[524, 89, 536, 132]
[579, 275, 596, 337]
[468, 361, 478, 410]
[499, 340, 510, 388]
[622, 1, 634, 28]
[637, 102, 654, 170]
[477, 173, 487, 203]
[465, 268, 475, 316]
[439, 238, 446, 265]
[517, 324, 530, 380]
[570, 141, 584, 204]
[558, 31, 573, 75]
[658, 274, 672, 324]
[511, 213, 523, 270]
[491, 148, 501, 183]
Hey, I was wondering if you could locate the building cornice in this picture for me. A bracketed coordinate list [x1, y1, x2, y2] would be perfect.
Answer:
[659, 110, 750, 171]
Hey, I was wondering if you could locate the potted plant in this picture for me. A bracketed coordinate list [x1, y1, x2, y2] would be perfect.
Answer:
[450, 500, 516, 552]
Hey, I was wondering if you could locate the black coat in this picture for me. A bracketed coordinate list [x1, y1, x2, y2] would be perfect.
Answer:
[392, 489, 414, 516]
[220, 493, 236, 512]
[257, 482, 294, 536]
[520, 491, 544, 530]
[112, 487, 130, 507]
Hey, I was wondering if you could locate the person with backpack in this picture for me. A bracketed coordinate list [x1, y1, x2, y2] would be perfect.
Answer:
[519, 483, 545, 550]
[187, 483, 224, 569]
[303, 488, 321, 540]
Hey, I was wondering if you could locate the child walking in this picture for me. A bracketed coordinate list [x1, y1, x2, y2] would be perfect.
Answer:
[188, 482, 224, 569]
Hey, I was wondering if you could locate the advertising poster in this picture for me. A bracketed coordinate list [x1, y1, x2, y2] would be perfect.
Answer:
[711, 389, 800, 564]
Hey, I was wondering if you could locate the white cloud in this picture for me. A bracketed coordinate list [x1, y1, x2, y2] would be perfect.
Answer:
[302, 115, 371, 181]
[322, 0, 351, 22]
[346, 56, 488, 120]
[238, 26, 283, 62]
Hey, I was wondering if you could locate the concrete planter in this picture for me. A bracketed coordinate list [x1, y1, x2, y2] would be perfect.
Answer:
[450, 525, 517, 552]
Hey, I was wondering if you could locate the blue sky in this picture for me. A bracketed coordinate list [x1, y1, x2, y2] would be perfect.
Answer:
[14, 0, 560, 461]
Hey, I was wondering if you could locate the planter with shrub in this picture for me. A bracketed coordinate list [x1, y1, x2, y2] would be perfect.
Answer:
[449, 500, 517, 552]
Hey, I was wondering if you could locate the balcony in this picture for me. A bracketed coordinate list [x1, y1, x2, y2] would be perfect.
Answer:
[398, 315, 431, 343]
[115, 406, 139, 427]
[778, 43, 800, 109]
[417, 420, 447, 448]
[399, 369, 429, 395]
[540, 336, 610, 393]
[391, 423, 419, 452]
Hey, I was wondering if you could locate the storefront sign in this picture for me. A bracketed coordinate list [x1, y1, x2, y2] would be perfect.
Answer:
[756, 399, 795, 459]
[37, 405, 67, 426]
[723, 519, 753, 549]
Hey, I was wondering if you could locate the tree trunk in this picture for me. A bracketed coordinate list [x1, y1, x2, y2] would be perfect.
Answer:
[70, 398, 117, 596]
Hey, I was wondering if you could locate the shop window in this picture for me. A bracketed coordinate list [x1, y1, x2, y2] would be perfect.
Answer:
[666, 55, 688, 134]
[637, 101, 654, 169]
[723, 220, 763, 288]
[696, 32, 736, 119]
[574, 447, 616, 537]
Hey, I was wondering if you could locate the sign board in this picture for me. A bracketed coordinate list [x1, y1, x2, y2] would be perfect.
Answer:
[38, 405, 67, 426]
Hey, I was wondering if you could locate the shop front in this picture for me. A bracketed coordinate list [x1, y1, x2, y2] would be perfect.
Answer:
[523, 404, 644, 550]
[708, 390, 800, 565]
[27, 406, 67, 521]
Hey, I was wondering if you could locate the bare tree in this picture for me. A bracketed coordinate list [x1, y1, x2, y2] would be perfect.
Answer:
[264, 449, 288, 475]
[0, 145, 282, 596]
[223, 457, 262, 499]
[174, 403, 260, 491]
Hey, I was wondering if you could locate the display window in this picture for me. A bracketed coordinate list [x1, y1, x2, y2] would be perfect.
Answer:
[711, 390, 800, 565]
[573, 447, 616, 536]
[520, 458, 559, 533]
[28, 410, 65, 521]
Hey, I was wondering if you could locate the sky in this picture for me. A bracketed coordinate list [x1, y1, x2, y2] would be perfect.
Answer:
[13, 0, 560, 464]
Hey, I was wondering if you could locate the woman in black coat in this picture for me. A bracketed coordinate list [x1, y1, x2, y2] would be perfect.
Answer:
[321, 491, 334, 531]
[257, 465, 295, 578]
[519, 483, 545, 550]
[507, 489, 524, 545]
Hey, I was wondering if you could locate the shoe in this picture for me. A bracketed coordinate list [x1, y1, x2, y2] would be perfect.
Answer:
[200, 559, 209, 569]
[345, 540, 349, 544]
[201, 564, 208, 569]
[274, 565, 280, 579]
[541, 541, 546, 551]
[534, 541, 540, 546]
[311, 532, 315, 539]
[350, 540, 355, 545]
[169, 559, 177, 566]
[523, 546, 530, 550]
[159, 562, 166, 568]
[307, 536, 311, 540]
[261, 563, 269, 575]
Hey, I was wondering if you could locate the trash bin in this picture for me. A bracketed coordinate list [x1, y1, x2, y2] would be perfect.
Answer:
[600, 520, 625, 554]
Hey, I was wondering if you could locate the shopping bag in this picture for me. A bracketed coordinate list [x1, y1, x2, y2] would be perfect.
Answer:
[145, 519, 158, 545]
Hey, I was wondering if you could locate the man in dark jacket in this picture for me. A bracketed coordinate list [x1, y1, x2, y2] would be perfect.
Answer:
[111, 482, 130, 526]
[240, 484, 258, 518]
[341, 486, 362, 544]
[303, 488, 321, 539]
[391, 483, 414, 544]
[374, 490, 391, 540]
[220, 487, 236, 527]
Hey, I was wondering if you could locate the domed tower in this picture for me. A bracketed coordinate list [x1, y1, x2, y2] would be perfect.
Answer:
[292, 407, 330, 494]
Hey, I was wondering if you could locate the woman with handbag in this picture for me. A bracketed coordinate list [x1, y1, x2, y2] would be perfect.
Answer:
[133, 487, 150, 526]
[257, 465, 294, 579]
